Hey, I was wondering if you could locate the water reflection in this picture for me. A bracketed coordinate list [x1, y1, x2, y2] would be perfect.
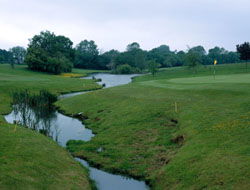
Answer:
[6, 90, 94, 146]
[11, 97, 58, 140]
[75, 158, 149, 190]
[5, 109, 94, 146]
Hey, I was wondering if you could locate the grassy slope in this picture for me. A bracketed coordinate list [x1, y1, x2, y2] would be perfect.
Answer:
[57, 63, 250, 189]
[0, 64, 101, 115]
[0, 64, 102, 189]
[0, 118, 91, 189]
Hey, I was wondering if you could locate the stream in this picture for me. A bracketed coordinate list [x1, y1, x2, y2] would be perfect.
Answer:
[5, 73, 149, 190]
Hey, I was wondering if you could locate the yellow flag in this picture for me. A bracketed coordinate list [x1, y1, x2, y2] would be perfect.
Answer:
[214, 60, 217, 65]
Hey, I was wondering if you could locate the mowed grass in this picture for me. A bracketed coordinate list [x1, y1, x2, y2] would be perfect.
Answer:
[0, 64, 103, 189]
[57, 63, 250, 189]
[0, 64, 101, 114]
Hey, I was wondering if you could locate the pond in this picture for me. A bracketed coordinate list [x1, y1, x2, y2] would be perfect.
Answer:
[5, 73, 149, 190]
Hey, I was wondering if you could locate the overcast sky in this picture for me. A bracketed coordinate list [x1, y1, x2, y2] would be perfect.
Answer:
[0, 0, 249, 52]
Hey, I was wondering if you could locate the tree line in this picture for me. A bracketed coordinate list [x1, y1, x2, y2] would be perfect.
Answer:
[0, 30, 249, 74]
[0, 47, 26, 68]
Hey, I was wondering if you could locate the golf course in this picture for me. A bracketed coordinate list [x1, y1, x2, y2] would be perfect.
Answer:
[58, 63, 250, 189]
[1, 62, 248, 189]
[0, 64, 250, 189]
[1, 0, 250, 189]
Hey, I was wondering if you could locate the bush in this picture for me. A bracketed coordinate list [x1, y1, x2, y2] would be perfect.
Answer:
[114, 64, 134, 74]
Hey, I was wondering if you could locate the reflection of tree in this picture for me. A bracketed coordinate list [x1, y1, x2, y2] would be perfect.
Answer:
[12, 90, 59, 141]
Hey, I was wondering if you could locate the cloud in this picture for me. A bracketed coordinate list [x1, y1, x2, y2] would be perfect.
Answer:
[0, 0, 249, 52]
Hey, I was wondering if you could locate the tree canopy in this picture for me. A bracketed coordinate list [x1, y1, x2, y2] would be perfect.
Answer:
[236, 42, 250, 71]
[9, 46, 26, 67]
[0, 30, 242, 74]
[236, 42, 250, 61]
[0, 49, 13, 64]
[25, 31, 74, 74]
[74, 40, 99, 69]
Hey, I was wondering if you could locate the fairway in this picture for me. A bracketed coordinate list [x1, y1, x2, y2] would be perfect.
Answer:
[58, 64, 250, 190]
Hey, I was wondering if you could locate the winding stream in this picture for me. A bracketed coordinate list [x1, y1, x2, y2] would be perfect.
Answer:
[5, 73, 149, 190]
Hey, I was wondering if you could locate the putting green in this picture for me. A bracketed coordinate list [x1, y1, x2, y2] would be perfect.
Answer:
[139, 73, 250, 90]
[169, 73, 250, 84]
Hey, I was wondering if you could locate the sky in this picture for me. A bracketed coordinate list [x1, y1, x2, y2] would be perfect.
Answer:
[0, 0, 250, 52]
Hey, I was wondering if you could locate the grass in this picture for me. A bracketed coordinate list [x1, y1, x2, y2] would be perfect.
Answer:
[0, 64, 103, 189]
[57, 63, 250, 189]
[0, 64, 101, 115]
[0, 120, 91, 189]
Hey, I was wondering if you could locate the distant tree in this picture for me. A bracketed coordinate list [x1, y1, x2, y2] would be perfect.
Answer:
[188, 46, 206, 56]
[147, 45, 171, 66]
[74, 40, 99, 69]
[113, 43, 146, 73]
[134, 50, 146, 70]
[147, 60, 159, 76]
[126, 42, 140, 51]
[9, 46, 26, 68]
[185, 51, 202, 74]
[25, 31, 74, 74]
[236, 42, 250, 71]
[208, 46, 239, 65]
[163, 54, 178, 67]
[175, 51, 186, 66]
[101, 49, 120, 70]
[225, 52, 240, 63]
[188, 45, 209, 66]
[0, 49, 13, 64]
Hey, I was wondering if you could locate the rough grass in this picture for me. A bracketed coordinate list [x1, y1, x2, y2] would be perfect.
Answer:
[0, 64, 103, 189]
[57, 63, 250, 189]
[0, 120, 91, 190]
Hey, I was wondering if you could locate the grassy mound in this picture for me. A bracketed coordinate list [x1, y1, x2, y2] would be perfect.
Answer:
[57, 63, 250, 189]
[0, 118, 91, 189]
[0, 64, 103, 189]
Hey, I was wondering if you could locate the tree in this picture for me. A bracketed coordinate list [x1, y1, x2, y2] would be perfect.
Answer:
[113, 43, 146, 73]
[185, 51, 202, 74]
[74, 40, 99, 69]
[102, 49, 120, 70]
[147, 60, 159, 76]
[25, 31, 74, 74]
[188, 46, 206, 56]
[0, 49, 13, 64]
[147, 45, 172, 67]
[236, 42, 250, 71]
[9, 46, 26, 68]
[126, 42, 140, 51]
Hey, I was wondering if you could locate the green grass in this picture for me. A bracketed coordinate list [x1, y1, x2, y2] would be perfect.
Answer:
[0, 64, 101, 115]
[0, 120, 91, 189]
[0, 64, 103, 189]
[57, 63, 250, 189]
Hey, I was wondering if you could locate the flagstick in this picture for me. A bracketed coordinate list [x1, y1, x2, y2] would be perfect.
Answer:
[213, 64, 215, 79]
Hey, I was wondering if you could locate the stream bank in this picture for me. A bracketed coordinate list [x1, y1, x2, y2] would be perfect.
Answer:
[5, 73, 149, 190]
